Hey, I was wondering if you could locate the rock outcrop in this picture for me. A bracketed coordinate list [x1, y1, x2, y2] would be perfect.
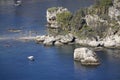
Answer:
[85, 15, 99, 27]
[35, 33, 75, 46]
[60, 33, 75, 44]
[85, 14, 108, 28]
[103, 35, 120, 47]
[74, 47, 100, 66]
[35, 33, 120, 48]
[43, 36, 56, 46]
[46, 7, 69, 28]
[109, 0, 120, 20]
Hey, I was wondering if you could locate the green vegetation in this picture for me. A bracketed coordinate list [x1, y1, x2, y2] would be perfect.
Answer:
[47, 7, 58, 12]
[95, 0, 113, 8]
[94, 0, 113, 14]
[56, 11, 73, 30]
[71, 9, 86, 28]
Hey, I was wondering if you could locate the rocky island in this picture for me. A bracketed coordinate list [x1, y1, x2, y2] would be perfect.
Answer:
[35, 0, 120, 65]
[36, 0, 120, 48]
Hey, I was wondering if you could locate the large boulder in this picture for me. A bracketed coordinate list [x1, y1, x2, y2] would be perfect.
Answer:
[74, 47, 100, 66]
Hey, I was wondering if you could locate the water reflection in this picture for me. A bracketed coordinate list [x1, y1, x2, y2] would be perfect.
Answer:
[104, 48, 120, 58]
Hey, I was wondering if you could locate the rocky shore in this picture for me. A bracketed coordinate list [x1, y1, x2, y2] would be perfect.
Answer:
[35, 33, 120, 48]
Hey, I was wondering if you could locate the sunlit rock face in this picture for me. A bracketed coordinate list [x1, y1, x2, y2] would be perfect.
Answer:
[108, 0, 120, 20]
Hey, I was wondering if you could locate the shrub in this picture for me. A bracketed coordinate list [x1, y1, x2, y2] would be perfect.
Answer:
[56, 11, 73, 30]
[70, 8, 86, 31]
[100, 14, 110, 20]
[47, 7, 58, 12]
[95, 0, 113, 8]
[94, 0, 113, 14]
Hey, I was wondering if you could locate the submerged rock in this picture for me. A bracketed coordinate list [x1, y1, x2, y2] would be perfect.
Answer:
[74, 47, 100, 66]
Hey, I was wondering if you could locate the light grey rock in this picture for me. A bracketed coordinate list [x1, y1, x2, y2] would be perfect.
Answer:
[108, 0, 120, 20]
[108, 7, 120, 20]
[43, 36, 56, 46]
[103, 35, 120, 47]
[74, 47, 100, 66]
[85, 15, 100, 27]
[54, 41, 63, 46]
[36, 35, 46, 42]
[60, 33, 75, 44]
[113, 0, 120, 8]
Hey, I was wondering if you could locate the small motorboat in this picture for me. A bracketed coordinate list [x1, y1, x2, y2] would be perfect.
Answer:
[14, 0, 22, 6]
[27, 56, 35, 61]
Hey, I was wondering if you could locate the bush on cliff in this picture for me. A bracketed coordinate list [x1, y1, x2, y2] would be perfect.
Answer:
[95, 0, 113, 7]
[56, 11, 73, 30]
[47, 7, 58, 12]
[94, 0, 113, 14]
[70, 8, 87, 31]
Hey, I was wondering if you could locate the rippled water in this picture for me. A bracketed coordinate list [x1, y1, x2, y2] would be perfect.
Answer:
[0, 0, 120, 80]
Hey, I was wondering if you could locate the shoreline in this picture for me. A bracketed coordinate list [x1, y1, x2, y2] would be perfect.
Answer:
[35, 34, 120, 49]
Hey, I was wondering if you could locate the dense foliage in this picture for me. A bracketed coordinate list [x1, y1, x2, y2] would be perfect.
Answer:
[56, 11, 72, 30]
[94, 0, 113, 14]
[70, 9, 86, 31]
[95, 0, 113, 7]
[47, 7, 58, 12]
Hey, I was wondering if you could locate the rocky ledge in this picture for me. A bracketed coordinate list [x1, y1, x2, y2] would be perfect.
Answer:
[35, 33, 75, 46]
[35, 34, 120, 48]
[74, 47, 100, 66]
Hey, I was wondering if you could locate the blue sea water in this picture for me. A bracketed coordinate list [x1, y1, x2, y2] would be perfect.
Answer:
[0, 0, 120, 80]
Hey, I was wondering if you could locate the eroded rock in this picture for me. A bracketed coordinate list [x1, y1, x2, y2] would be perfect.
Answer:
[74, 47, 100, 66]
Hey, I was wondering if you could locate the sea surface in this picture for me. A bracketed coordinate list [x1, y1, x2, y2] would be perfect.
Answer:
[0, 0, 120, 80]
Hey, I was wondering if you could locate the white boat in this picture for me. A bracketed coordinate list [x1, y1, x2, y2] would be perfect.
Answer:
[27, 56, 35, 61]
[14, 0, 22, 6]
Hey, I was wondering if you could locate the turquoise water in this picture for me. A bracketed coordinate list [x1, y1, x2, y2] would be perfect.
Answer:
[0, 0, 120, 80]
